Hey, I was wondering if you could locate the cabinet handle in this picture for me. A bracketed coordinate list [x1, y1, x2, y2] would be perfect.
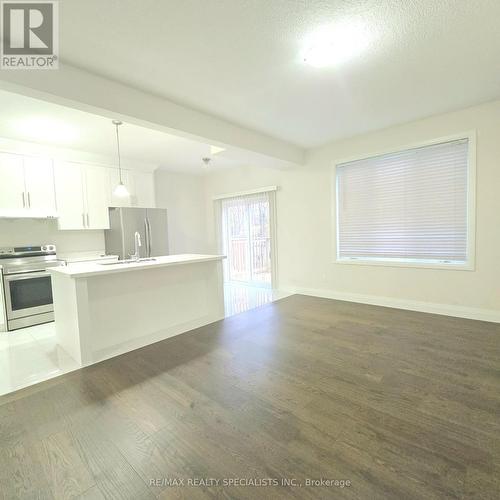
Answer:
[82, 213, 86, 227]
[86, 213, 90, 227]
[22, 192, 25, 208]
[27, 192, 31, 208]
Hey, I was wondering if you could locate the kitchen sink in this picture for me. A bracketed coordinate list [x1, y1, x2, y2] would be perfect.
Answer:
[99, 258, 157, 266]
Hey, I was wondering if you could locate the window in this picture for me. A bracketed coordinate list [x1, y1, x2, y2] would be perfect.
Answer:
[335, 137, 474, 268]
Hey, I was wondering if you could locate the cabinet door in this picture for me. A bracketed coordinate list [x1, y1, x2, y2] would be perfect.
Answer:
[130, 171, 155, 208]
[54, 162, 86, 230]
[84, 165, 110, 229]
[109, 168, 132, 207]
[23, 157, 56, 214]
[0, 153, 25, 210]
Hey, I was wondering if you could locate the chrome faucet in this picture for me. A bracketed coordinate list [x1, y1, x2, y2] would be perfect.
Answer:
[129, 231, 142, 261]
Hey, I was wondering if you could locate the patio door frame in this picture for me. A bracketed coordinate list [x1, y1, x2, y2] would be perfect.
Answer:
[214, 186, 278, 289]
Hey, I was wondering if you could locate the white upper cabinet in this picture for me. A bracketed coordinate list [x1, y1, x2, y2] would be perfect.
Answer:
[23, 157, 56, 213]
[130, 171, 155, 208]
[0, 151, 156, 227]
[54, 161, 86, 230]
[84, 165, 111, 229]
[54, 162, 110, 230]
[0, 153, 25, 211]
[0, 153, 56, 216]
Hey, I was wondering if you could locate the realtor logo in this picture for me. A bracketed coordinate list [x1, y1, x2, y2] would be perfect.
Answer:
[1, 1, 58, 69]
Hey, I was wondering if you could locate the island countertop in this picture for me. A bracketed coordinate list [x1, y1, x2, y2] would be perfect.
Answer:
[50, 254, 226, 278]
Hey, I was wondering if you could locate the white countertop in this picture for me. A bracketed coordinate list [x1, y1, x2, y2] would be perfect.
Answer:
[50, 254, 225, 278]
[58, 252, 119, 263]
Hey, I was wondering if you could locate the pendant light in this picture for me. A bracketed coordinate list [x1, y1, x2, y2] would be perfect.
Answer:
[112, 120, 129, 197]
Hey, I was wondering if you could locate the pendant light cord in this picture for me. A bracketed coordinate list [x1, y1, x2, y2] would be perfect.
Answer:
[114, 121, 123, 183]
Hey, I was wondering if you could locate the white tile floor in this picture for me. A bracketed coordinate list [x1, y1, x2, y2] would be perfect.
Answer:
[0, 284, 290, 396]
[0, 322, 79, 396]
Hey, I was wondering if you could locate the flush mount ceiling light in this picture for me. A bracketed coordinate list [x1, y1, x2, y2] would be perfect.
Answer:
[210, 145, 226, 156]
[112, 120, 129, 198]
[302, 21, 371, 68]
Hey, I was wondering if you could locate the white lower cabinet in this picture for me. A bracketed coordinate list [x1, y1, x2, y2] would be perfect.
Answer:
[54, 162, 110, 230]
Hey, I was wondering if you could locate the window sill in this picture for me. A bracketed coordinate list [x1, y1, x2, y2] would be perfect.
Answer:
[335, 257, 475, 271]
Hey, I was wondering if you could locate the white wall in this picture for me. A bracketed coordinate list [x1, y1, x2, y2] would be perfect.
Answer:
[154, 170, 208, 254]
[0, 218, 105, 252]
[203, 99, 500, 321]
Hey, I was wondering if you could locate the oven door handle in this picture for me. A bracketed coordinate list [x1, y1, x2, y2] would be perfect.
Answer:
[4, 271, 51, 281]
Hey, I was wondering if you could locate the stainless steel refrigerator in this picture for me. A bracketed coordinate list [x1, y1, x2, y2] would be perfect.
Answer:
[105, 207, 169, 260]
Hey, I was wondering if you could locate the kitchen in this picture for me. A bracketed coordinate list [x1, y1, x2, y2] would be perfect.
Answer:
[0, 89, 273, 396]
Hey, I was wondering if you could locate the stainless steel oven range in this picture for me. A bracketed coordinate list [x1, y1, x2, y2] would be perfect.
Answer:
[1, 245, 65, 331]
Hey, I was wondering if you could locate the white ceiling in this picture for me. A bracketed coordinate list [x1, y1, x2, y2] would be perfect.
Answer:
[0, 90, 292, 172]
[58, 0, 500, 148]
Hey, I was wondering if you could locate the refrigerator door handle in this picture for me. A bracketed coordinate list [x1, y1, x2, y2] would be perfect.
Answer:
[144, 218, 150, 257]
[146, 218, 152, 257]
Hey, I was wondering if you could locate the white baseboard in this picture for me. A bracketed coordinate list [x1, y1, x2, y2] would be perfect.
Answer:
[284, 286, 500, 323]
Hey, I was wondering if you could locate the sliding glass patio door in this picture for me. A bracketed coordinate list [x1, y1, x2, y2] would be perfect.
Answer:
[219, 191, 275, 287]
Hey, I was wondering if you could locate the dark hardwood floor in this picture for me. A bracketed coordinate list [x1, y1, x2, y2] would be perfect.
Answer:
[1, 294, 499, 499]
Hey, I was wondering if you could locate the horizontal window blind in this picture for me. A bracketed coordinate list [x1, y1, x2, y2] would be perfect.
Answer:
[336, 139, 469, 263]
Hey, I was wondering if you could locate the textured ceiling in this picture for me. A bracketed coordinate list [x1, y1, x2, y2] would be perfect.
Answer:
[59, 0, 500, 148]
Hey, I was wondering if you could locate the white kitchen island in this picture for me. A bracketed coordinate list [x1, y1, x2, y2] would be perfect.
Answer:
[50, 254, 225, 367]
